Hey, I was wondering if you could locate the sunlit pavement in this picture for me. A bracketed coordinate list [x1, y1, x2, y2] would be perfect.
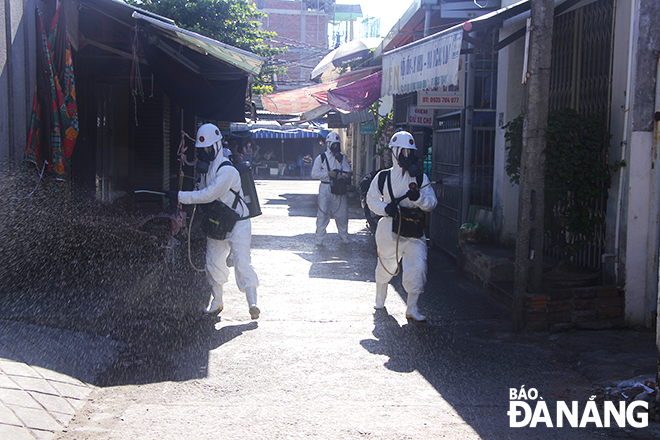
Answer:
[0, 320, 122, 440]
[1, 179, 658, 439]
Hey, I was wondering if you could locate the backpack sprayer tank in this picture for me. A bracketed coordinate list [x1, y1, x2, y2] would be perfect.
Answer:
[235, 162, 262, 218]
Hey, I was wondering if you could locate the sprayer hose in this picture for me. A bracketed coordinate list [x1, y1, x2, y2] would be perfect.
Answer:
[317, 192, 343, 216]
[377, 210, 402, 277]
[188, 205, 205, 273]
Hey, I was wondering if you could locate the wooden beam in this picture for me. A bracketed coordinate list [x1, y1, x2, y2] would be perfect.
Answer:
[81, 36, 148, 65]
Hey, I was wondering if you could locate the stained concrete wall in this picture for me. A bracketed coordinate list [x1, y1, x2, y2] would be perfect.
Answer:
[1, 0, 40, 166]
[611, 0, 660, 327]
[492, 2, 528, 246]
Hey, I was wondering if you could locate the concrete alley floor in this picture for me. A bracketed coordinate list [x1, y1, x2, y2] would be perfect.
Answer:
[1, 179, 658, 440]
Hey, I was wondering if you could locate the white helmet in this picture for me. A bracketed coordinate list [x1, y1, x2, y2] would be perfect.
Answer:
[195, 123, 223, 148]
[389, 131, 422, 175]
[326, 132, 341, 144]
[388, 131, 417, 150]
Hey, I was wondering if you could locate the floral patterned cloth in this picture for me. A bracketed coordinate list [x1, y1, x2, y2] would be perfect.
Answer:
[25, 5, 78, 181]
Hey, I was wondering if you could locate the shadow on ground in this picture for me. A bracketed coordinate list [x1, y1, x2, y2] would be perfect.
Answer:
[264, 191, 364, 219]
[359, 248, 659, 439]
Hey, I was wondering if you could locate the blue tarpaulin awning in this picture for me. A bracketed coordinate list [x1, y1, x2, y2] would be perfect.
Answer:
[250, 128, 322, 139]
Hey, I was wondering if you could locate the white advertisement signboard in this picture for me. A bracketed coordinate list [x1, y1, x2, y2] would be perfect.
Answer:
[417, 62, 465, 108]
[382, 28, 463, 97]
[407, 106, 433, 127]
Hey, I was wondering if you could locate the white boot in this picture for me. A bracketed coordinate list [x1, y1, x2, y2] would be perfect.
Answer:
[374, 283, 388, 309]
[405, 293, 426, 321]
[246, 286, 260, 319]
[204, 285, 224, 314]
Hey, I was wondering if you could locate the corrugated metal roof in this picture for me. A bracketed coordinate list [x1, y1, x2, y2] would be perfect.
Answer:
[132, 12, 265, 76]
[250, 128, 322, 139]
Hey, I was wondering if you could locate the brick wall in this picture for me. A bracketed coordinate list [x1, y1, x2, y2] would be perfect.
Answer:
[263, 0, 301, 11]
[524, 285, 624, 332]
[256, 2, 330, 88]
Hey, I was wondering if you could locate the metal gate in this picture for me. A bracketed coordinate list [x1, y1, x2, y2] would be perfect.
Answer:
[431, 111, 464, 258]
[547, 0, 614, 268]
[431, 36, 498, 257]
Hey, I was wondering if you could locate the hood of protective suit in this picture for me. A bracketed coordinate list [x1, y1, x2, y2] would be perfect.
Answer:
[208, 143, 228, 172]
[213, 142, 224, 161]
[391, 145, 405, 174]
[391, 145, 423, 178]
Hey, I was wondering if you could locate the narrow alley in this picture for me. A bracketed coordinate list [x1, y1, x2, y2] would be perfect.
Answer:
[1, 179, 658, 440]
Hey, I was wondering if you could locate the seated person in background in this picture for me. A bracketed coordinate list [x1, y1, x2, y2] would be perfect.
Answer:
[243, 142, 253, 162]
[228, 139, 243, 164]
[301, 154, 313, 177]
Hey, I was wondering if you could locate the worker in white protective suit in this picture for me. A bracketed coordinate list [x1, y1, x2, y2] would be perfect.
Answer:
[311, 132, 353, 245]
[165, 123, 260, 319]
[366, 131, 437, 321]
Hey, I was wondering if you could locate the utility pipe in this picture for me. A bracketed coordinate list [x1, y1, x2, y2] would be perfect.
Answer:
[609, 0, 639, 286]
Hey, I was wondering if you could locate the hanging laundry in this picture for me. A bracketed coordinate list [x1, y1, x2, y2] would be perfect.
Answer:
[25, 5, 78, 181]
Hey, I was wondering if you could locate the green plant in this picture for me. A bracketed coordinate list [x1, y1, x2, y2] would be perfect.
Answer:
[504, 108, 623, 265]
[503, 114, 524, 185]
[370, 100, 392, 160]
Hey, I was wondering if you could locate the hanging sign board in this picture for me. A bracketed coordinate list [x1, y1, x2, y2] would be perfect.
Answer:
[417, 58, 465, 108]
[382, 28, 463, 97]
[407, 106, 433, 127]
[417, 86, 463, 108]
[359, 120, 376, 135]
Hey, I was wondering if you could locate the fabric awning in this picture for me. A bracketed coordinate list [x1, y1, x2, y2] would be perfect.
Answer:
[325, 71, 382, 113]
[261, 67, 381, 114]
[260, 82, 339, 114]
[251, 128, 322, 139]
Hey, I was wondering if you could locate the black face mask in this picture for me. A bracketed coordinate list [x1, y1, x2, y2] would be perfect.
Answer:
[398, 150, 422, 177]
[196, 148, 216, 174]
[329, 143, 342, 162]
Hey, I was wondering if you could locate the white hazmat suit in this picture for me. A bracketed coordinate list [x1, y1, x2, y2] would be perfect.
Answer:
[366, 132, 437, 321]
[311, 135, 352, 244]
[177, 124, 260, 319]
